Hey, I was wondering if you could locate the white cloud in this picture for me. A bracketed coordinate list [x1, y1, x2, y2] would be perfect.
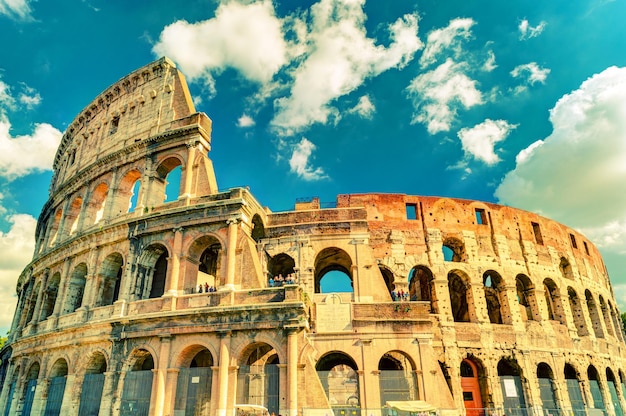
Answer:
[519, 19, 546, 40]
[406, 58, 483, 134]
[458, 119, 517, 165]
[0, 80, 15, 109]
[0, 118, 63, 179]
[510, 62, 550, 94]
[289, 137, 327, 181]
[152, 0, 290, 94]
[0, 0, 33, 21]
[237, 114, 256, 128]
[270, 0, 421, 135]
[348, 95, 375, 119]
[0, 214, 36, 333]
[483, 50, 497, 72]
[496, 66, 626, 266]
[18, 84, 42, 110]
[419, 18, 475, 68]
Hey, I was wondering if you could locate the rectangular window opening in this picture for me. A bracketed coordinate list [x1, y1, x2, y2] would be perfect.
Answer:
[109, 117, 120, 135]
[584, 241, 590, 255]
[406, 203, 417, 220]
[532, 222, 543, 245]
[475, 208, 487, 225]
[570, 233, 578, 249]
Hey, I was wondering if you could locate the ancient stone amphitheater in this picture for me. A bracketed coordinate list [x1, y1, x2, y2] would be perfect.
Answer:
[1, 57, 625, 416]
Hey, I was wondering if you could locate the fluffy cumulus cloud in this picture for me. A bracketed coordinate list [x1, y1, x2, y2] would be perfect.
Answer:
[496, 66, 626, 264]
[419, 18, 475, 68]
[237, 114, 255, 128]
[347, 95, 375, 119]
[458, 119, 517, 164]
[406, 58, 483, 134]
[0, 214, 36, 333]
[0, 119, 62, 179]
[518, 19, 546, 40]
[510, 62, 550, 94]
[270, 0, 421, 135]
[0, 0, 33, 21]
[152, 0, 289, 95]
[289, 138, 327, 181]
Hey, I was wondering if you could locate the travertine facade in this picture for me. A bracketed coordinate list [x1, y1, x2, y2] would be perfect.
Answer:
[1, 57, 626, 416]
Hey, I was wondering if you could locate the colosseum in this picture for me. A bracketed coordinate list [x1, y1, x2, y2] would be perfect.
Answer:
[0, 57, 625, 416]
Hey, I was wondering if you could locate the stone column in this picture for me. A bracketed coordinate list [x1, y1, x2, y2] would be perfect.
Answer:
[167, 227, 183, 296]
[217, 331, 231, 416]
[181, 143, 197, 200]
[99, 371, 117, 416]
[287, 329, 298, 416]
[153, 335, 172, 416]
[164, 368, 180, 416]
[32, 269, 50, 324]
[52, 257, 73, 317]
[224, 218, 239, 290]
[55, 196, 73, 242]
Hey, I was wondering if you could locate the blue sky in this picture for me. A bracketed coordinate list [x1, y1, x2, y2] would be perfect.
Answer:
[1, 0, 626, 333]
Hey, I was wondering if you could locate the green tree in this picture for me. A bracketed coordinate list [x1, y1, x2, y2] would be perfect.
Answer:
[0, 336, 6, 349]
[622, 312, 626, 331]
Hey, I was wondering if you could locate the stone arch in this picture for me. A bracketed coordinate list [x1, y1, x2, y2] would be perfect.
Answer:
[606, 367, 624, 416]
[560, 257, 574, 280]
[483, 270, 505, 324]
[314, 247, 353, 294]
[543, 278, 566, 324]
[65, 195, 84, 236]
[564, 363, 585, 414]
[568, 287, 588, 337]
[586, 290, 605, 339]
[442, 236, 466, 262]
[175, 345, 215, 416]
[609, 302, 624, 342]
[40, 271, 61, 321]
[316, 351, 360, 408]
[188, 235, 223, 291]
[155, 155, 184, 204]
[588, 365, 606, 411]
[537, 362, 559, 412]
[516, 274, 539, 321]
[460, 357, 487, 416]
[378, 351, 418, 403]
[22, 361, 41, 416]
[62, 263, 88, 314]
[251, 214, 266, 242]
[379, 266, 395, 299]
[96, 252, 124, 306]
[135, 243, 169, 300]
[48, 207, 63, 246]
[448, 270, 472, 322]
[408, 265, 435, 305]
[24, 281, 41, 324]
[85, 181, 109, 225]
[267, 253, 296, 285]
[48, 357, 69, 378]
[121, 349, 155, 415]
[116, 168, 142, 215]
[237, 342, 281, 413]
[599, 295, 615, 337]
[497, 357, 527, 412]
[78, 351, 108, 416]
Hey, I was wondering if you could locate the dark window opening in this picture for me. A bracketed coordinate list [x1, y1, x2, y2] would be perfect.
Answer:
[109, 117, 119, 135]
[570, 234, 578, 249]
[475, 208, 487, 225]
[532, 222, 543, 245]
[406, 203, 417, 220]
[463, 392, 473, 401]
[583, 241, 590, 255]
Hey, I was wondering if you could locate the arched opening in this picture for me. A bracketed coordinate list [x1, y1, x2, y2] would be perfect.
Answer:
[588, 365, 606, 412]
[135, 244, 168, 300]
[543, 278, 565, 324]
[97, 253, 124, 306]
[78, 352, 107, 416]
[63, 263, 88, 314]
[237, 343, 280, 414]
[251, 214, 266, 242]
[448, 271, 470, 322]
[564, 364, 585, 414]
[48, 208, 63, 246]
[40, 272, 61, 320]
[4, 364, 20, 416]
[155, 157, 183, 204]
[586, 290, 604, 339]
[460, 358, 485, 416]
[117, 169, 142, 215]
[620, 370, 626, 409]
[408, 266, 435, 307]
[560, 257, 574, 280]
[193, 236, 222, 292]
[606, 368, 624, 416]
[86, 182, 108, 225]
[379, 267, 395, 299]
[537, 363, 559, 413]
[24, 282, 41, 324]
[314, 248, 353, 294]
[378, 351, 417, 404]
[610, 303, 624, 342]
[568, 287, 588, 337]
[128, 180, 141, 212]
[22, 362, 40, 416]
[442, 237, 466, 262]
[44, 359, 68, 416]
[599, 296, 615, 337]
[121, 349, 155, 415]
[483, 270, 505, 324]
[175, 347, 214, 416]
[516, 274, 537, 321]
[267, 253, 296, 286]
[498, 358, 527, 413]
[66, 196, 83, 236]
[316, 352, 360, 411]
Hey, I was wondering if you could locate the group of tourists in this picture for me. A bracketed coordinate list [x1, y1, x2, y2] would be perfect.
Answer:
[391, 288, 411, 301]
[268, 273, 296, 287]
